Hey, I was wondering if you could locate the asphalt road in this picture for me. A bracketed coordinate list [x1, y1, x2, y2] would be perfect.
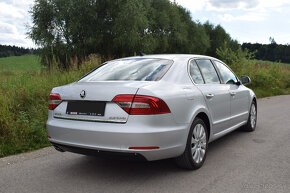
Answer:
[1, 95, 289, 193]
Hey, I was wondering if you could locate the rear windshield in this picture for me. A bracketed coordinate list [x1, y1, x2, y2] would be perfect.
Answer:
[79, 58, 173, 82]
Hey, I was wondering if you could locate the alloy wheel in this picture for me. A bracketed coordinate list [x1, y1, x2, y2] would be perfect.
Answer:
[250, 104, 257, 128]
[191, 124, 207, 163]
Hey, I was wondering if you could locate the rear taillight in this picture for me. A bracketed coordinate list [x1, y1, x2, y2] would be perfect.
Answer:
[129, 146, 159, 150]
[112, 95, 171, 115]
[49, 93, 62, 110]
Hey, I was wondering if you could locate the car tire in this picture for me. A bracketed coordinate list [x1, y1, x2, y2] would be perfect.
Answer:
[175, 118, 208, 170]
[242, 101, 257, 132]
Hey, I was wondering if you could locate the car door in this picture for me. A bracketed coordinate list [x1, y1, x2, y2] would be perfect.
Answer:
[189, 59, 231, 135]
[213, 60, 249, 127]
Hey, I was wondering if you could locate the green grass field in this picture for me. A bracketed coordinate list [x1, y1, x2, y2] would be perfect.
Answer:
[0, 55, 44, 72]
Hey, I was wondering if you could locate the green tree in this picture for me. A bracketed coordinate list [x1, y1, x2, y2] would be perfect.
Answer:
[112, 0, 150, 56]
[204, 21, 238, 58]
[29, 0, 234, 68]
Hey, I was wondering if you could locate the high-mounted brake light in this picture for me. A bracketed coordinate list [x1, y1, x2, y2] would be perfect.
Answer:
[112, 95, 171, 115]
[49, 93, 62, 110]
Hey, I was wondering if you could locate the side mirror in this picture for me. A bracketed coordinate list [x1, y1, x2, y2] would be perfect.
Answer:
[240, 75, 251, 85]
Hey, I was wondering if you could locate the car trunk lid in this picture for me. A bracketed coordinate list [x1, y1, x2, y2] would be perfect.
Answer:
[52, 81, 153, 123]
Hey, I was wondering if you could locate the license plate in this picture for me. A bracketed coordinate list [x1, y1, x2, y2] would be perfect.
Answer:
[66, 101, 106, 116]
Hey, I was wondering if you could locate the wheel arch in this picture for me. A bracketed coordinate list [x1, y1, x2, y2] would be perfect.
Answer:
[249, 89, 257, 109]
[194, 111, 211, 141]
[253, 97, 257, 106]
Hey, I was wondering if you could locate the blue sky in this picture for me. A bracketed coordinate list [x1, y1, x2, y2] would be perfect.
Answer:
[1, 0, 290, 48]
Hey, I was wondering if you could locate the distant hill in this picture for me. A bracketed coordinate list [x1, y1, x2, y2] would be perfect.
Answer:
[0, 44, 38, 58]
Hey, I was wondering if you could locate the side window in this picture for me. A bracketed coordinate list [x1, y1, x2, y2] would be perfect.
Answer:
[195, 59, 220, 84]
[214, 61, 238, 84]
[189, 60, 204, 84]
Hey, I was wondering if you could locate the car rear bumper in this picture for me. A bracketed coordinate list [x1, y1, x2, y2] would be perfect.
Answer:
[51, 142, 148, 161]
[46, 115, 189, 161]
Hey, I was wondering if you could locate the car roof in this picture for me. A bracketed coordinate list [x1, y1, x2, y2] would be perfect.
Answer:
[117, 54, 220, 63]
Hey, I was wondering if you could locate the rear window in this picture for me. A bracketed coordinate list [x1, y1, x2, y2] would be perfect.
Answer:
[79, 58, 173, 82]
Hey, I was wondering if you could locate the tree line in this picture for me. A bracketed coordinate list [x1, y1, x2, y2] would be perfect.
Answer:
[242, 42, 290, 63]
[29, 0, 239, 68]
[0, 45, 37, 58]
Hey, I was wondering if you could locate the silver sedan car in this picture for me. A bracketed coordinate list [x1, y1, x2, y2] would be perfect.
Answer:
[46, 54, 257, 169]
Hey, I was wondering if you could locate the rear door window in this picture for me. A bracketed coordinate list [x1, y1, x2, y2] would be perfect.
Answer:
[195, 59, 220, 84]
[189, 60, 204, 84]
[79, 58, 173, 82]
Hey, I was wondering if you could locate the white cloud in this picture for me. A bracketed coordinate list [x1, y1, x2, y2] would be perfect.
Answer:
[175, 0, 290, 22]
[0, 33, 34, 48]
[0, 22, 18, 34]
[0, 0, 35, 48]
[218, 13, 266, 22]
[207, 0, 259, 11]
[0, 2, 25, 19]
[256, 0, 290, 9]
[174, 0, 258, 12]
[174, 0, 290, 12]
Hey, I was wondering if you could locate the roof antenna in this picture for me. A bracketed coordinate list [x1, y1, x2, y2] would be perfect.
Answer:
[138, 52, 146, 56]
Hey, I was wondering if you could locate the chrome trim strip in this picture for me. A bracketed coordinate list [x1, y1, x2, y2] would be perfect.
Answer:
[213, 111, 248, 125]
[53, 116, 126, 124]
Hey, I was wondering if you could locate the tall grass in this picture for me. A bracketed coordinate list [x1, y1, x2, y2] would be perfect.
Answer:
[217, 44, 290, 98]
[0, 55, 101, 157]
[242, 61, 290, 97]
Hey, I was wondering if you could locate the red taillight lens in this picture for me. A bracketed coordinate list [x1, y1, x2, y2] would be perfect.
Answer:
[49, 93, 62, 110]
[131, 95, 171, 115]
[112, 95, 134, 114]
[129, 146, 159, 150]
[112, 95, 171, 115]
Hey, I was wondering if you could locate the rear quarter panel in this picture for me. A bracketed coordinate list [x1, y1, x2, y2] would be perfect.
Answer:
[137, 57, 212, 140]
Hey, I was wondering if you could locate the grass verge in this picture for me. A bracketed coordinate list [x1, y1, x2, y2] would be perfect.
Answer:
[0, 57, 100, 157]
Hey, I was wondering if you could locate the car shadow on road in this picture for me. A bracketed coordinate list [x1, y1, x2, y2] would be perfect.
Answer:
[56, 128, 255, 181]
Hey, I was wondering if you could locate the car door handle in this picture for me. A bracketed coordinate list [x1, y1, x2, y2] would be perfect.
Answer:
[206, 94, 214, 99]
[230, 92, 236, 96]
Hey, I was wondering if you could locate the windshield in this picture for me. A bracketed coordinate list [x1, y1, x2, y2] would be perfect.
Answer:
[79, 58, 173, 82]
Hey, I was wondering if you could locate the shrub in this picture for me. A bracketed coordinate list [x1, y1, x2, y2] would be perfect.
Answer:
[216, 42, 290, 98]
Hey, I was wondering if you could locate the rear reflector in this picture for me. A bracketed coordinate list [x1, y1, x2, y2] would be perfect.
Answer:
[112, 95, 171, 115]
[129, 146, 159, 150]
[49, 93, 62, 110]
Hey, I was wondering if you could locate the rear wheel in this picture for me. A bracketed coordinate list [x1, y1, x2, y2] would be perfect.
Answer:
[242, 101, 257, 132]
[175, 118, 208, 170]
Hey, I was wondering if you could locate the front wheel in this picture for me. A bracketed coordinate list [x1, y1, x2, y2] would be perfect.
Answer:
[175, 118, 208, 170]
[242, 101, 257, 132]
